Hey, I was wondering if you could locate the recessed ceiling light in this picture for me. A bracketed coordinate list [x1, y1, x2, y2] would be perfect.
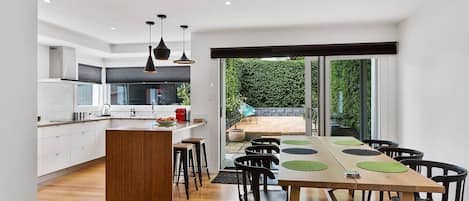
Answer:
[44, 0, 51, 3]
[225, 1, 231, 5]
[110, 27, 117, 31]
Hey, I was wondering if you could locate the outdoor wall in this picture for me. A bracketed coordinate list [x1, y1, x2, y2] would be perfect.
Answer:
[190, 23, 399, 171]
[0, 0, 37, 200]
[397, 0, 469, 197]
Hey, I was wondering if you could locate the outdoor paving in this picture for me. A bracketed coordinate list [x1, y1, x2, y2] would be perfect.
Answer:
[225, 141, 252, 154]
[227, 116, 317, 137]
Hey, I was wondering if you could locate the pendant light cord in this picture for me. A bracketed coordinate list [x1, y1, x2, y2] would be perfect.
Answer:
[149, 24, 152, 46]
[182, 27, 186, 52]
[160, 18, 164, 38]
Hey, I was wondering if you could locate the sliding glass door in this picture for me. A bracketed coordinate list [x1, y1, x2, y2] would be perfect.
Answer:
[219, 55, 381, 170]
[219, 57, 319, 169]
[324, 56, 377, 140]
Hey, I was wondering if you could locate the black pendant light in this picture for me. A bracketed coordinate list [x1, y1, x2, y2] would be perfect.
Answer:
[174, 25, 195, 64]
[144, 21, 156, 73]
[153, 14, 171, 60]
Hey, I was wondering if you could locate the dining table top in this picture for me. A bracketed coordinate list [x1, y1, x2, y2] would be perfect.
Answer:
[277, 136, 445, 194]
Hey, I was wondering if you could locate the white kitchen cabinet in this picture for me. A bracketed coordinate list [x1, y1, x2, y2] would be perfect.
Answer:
[37, 125, 73, 176]
[38, 121, 107, 176]
[94, 120, 111, 158]
[70, 122, 96, 166]
[38, 118, 153, 176]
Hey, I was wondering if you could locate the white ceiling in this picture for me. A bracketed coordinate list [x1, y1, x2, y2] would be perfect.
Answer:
[38, 0, 424, 44]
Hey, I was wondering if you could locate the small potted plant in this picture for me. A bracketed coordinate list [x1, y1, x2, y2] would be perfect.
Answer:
[228, 113, 245, 142]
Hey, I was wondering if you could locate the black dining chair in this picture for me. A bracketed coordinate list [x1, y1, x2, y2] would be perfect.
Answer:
[251, 137, 281, 146]
[363, 139, 399, 149]
[245, 145, 281, 191]
[394, 159, 467, 201]
[366, 147, 425, 201]
[245, 145, 280, 155]
[378, 147, 424, 161]
[234, 155, 286, 201]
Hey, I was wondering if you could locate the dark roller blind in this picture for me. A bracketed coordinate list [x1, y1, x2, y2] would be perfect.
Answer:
[106, 66, 190, 83]
[78, 64, 102, 83]
[211, 42, 398, 58]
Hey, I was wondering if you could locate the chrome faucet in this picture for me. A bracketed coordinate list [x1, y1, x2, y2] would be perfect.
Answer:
[151, 100, 156, 114]
[130, 107, 136, 117]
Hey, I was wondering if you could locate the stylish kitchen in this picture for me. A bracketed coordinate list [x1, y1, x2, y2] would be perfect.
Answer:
[36, 12, 207, 200]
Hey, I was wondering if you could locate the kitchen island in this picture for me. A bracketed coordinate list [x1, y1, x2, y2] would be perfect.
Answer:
[105, 121, 205, 201]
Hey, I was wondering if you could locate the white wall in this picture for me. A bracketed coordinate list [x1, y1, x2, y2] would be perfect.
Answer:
[191, 23, 399, 171]
[398, 0, 469, 197]
[0, 0, 37, 200]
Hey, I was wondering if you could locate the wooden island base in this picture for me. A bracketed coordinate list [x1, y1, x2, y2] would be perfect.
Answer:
[105, 122, 205, 201]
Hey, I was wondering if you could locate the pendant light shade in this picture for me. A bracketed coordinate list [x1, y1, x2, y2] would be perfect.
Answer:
[174, 25, 195, 64]
[144, 21, 156, 73]
[153, 14, 171, 60]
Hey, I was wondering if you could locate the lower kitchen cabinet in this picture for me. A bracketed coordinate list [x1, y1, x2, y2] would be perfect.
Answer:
[37, 120, 111, 176]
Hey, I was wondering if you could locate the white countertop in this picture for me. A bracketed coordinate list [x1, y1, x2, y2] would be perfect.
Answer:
[37, 116, 160, 127]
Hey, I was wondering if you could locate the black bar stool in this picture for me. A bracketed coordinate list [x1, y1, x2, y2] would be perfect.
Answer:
[173, 143, 198, 200]
[181, 138, 210, 186]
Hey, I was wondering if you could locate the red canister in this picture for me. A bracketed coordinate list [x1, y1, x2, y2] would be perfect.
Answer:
[175, 108, 187, 122]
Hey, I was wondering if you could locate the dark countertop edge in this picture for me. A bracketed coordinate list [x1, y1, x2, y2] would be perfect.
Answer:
[37, 117, 160, 128]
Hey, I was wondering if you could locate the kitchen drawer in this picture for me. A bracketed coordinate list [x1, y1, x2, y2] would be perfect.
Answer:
[38, 149, 70, 176]
[71, 126, 96, 149]
[70, 144, 94, 166]
[39, 124, 77, 139]
[38, 134, 70, 156]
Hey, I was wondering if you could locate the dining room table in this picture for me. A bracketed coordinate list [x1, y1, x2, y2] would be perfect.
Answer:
[277, 136, 445, 201]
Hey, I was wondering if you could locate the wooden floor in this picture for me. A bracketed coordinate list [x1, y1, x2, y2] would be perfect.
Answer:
[37, 161, 381, 201]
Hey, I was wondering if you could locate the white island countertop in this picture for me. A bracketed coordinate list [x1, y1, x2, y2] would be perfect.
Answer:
[106, 121, 206, 133]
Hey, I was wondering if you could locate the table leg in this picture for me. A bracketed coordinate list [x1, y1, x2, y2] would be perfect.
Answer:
[290, 186, 300, 201]
[348, 189, 354, 201]
[399, 192, 415, 201]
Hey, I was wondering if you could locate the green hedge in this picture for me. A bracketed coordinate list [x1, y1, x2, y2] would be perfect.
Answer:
[329, 60, 371, 136]
[227, 58, 318, 108]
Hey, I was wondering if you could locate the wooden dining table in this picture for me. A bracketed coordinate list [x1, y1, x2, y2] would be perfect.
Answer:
[277, 136, 445, 201]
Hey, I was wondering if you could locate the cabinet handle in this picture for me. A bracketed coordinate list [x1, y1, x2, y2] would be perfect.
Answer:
[55, 153, 60, 156]
[55, 135, 60, 138]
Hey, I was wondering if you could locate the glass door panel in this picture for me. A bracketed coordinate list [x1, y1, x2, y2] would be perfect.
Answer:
[305, 57, 320, 136]
[325, 57, 374, 140]
[220, 57, 319, 169]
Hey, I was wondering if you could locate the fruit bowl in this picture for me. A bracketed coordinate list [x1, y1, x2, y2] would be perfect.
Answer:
[156, 117, 177, 127]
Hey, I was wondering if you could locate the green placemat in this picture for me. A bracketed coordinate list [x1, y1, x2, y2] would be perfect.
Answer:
[281, 160, 328, 171]
[357, 161, 408, 173]
[334, 140, 363, 146]
[282, 140, 312, 145]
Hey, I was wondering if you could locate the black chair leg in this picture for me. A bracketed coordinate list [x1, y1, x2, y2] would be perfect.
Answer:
[189, 151, 198, 191]
[173, 151, 178, 183]
[202, 143, 210, 179]
[177, 153, 183, 185]
[194, 143, 203, 186]
[379, 191, 384, 201]
[182, 151, 190, 200]
[367, 191, 372, 201]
